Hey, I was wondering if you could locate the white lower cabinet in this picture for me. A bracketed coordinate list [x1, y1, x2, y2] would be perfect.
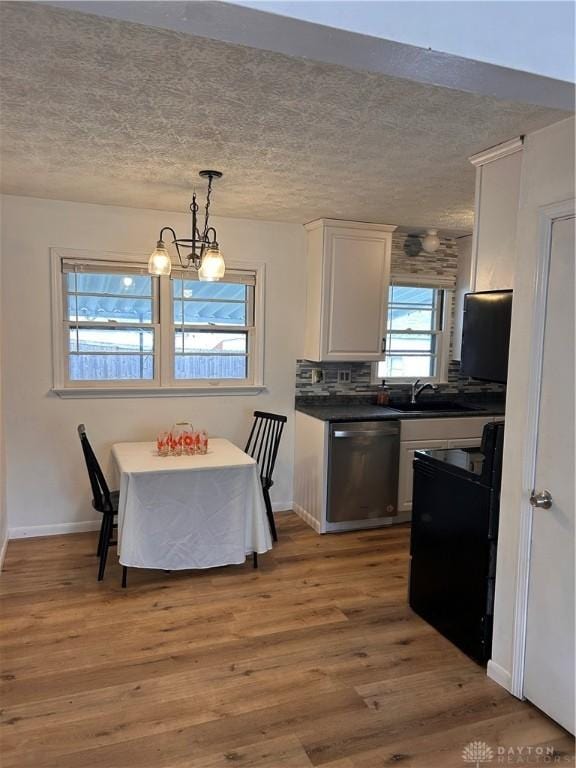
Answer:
[398, 416, 497, 514]
[445, 437, 487, 449]
[294, 412, 502, 530]
[398, 440, 446, 513]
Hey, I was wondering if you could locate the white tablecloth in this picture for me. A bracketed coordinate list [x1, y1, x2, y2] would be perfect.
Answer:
[112, 439, 272, 570]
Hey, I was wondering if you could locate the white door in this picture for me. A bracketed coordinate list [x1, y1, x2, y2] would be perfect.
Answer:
[524, 214, 575, 733]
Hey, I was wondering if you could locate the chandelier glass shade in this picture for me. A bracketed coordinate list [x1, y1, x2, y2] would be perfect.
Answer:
[197, 243, 226, 281]
[148, 170, 225, 280]
[148, 241, 172, 276]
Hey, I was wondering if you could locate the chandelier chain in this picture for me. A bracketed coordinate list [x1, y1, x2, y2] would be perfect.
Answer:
[203, 175, 214, 238]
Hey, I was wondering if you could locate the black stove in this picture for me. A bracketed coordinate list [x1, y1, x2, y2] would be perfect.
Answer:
[409, 421, 505, 663]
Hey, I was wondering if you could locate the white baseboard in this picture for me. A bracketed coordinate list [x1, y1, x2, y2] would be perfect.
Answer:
[8, 507, 293, 540]
[0, 534, 8, 571]
[293, 502, 322, 533]
[272, 501, 293, 513]
[487, 659, 513, 692]
[8, 520, 101, 539]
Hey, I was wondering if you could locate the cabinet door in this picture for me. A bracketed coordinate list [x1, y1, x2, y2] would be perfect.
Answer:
[324, 227, 391, 360]
[398, 439, 446, 513]
[445, 437, 483, 449]
[400, 415, 494, 442]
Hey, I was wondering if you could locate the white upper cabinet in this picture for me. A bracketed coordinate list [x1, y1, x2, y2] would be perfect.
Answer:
[303, 219, 396, 362]
[453, 137, 523, 360]
[469, 137, 523, 293]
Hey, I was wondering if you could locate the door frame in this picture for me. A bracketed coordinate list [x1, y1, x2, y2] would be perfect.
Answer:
[510, 197, 575, 697]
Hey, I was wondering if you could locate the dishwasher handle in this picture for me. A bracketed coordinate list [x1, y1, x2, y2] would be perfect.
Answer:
[332, 425, 400, 438]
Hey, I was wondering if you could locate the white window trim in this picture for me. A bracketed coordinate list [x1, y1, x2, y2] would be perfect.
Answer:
[371, 280, 453, 385]
[167, 272, 256, 389]
[50, 248, 266, 398]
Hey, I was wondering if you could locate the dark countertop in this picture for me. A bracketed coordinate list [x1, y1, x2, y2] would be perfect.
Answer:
[295, 397, 505, 423]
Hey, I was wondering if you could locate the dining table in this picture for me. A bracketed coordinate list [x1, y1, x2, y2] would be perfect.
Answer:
[111, 438, 273, 571]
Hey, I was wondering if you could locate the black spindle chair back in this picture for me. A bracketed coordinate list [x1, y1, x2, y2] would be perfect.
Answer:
[78, 424, 114, 513]
[77, 424, 121, 582]
[245, 411, 287, 542]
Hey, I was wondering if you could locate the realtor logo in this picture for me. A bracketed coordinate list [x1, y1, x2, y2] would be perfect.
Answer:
[462, 741, 494, 766]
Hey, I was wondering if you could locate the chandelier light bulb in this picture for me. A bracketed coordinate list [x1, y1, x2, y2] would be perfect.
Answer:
[148, 241, 172, 276]
[421, 229, 440, 254]
[198, 244, 225, 282]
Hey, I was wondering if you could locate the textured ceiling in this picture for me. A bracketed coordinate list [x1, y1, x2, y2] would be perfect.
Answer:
[0, 2, 570, 231]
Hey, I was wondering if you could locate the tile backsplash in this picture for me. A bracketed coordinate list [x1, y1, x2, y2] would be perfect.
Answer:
[296, 233, 506, 399]
[295, 359, 505, 397]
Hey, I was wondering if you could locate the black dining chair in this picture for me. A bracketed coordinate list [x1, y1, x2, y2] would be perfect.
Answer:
[77, 424, 121, 583]
[245, 411, 287, 543]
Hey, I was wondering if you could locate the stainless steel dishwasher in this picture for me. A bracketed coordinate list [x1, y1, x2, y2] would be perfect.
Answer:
[327, 420, 401, 530]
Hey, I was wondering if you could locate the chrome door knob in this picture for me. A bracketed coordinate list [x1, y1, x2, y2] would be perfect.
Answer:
[529, 489, 553, 509]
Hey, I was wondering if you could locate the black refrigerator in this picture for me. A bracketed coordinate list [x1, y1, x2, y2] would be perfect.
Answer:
[409, 421, 505, 663]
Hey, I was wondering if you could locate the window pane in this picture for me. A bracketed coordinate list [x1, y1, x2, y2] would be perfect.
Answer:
[68, 296, 153, 323]
[69, 354, 154, 381]
[174, 355, 247, 380]
[67, 273, 152, 297]
[174, 280, 247, 301]
[389, 308, 434, 331]
[174, 331, 247, 355]
[173, 301, 247, 326]
[388, 333, 435, 353]
[382, 355, 435, 378]
[390, 285, 435, 306]
[69, 328, 154, 353]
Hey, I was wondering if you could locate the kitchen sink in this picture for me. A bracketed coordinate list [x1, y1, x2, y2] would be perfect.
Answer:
[389, 401, 479, 413]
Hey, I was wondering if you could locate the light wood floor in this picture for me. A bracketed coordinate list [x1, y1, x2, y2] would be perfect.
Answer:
[0, 514, 573, 768]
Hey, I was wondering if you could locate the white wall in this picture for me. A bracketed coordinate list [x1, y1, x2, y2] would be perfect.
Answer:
[0, 195, 306, 536]
[0, 224, 7, 563]
[452, 234, 472, 361]
[50, 1, 573, 113]
[233, 1, 576, 83]
[491, 116, 575, 683]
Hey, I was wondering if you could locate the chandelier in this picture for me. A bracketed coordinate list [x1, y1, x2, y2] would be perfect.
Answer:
[148, 170, 225, 281]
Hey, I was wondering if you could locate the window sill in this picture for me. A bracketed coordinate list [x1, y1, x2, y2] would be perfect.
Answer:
[383, 379, 449, 386]
[370, 377, 449, 386]
[51, 385, 267, 399]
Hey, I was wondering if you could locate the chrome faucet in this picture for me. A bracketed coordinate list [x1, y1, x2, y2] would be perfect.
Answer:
[410, 378, 439, 404]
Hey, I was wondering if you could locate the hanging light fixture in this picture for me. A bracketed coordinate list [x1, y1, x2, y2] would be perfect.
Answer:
[421, 229, 441, 254]
[148, 170, 225, 280]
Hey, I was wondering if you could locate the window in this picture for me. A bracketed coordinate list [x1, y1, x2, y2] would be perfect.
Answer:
[64, 263, 158, 384]
[376, 283, 450, 382]
[172, 273, 255, 382]
[53, 251, 264, 395]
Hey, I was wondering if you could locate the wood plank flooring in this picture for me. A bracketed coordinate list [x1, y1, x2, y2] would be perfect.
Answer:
[1, 514, 573, 767]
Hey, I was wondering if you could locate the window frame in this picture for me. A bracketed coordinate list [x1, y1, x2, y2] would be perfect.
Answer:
[62, 262, 161, 390]
[169, 269, 257, 388]
[372, 279, 453, 385]
[50, 248, 266, 398]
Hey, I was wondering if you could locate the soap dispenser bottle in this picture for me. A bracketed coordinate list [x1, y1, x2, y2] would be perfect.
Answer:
[376, 380, 390, 407]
